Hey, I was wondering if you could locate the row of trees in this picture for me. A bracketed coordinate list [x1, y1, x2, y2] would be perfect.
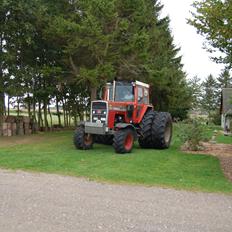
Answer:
[0, 0, 191, 128]
[189, 68, 232, 123]
[188, 0, 232, 124]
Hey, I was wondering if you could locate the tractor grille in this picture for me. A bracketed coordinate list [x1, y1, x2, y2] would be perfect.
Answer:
[92, 101, 108, 125]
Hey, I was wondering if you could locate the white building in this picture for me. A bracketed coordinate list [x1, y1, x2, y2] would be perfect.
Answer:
[221, 88, 232, 135]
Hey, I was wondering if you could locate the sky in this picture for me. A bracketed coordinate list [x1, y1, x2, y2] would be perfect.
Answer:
[161, 0, 225, 80]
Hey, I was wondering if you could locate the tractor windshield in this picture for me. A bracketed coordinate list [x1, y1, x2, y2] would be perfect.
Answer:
[108, 82, 134, 102]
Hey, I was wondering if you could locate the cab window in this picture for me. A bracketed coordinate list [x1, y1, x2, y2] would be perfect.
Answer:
[138, 87, 149, 104]
[143, 88, 149, 104]
[138, 87, 143, 104]
[115, 83, 134, 102]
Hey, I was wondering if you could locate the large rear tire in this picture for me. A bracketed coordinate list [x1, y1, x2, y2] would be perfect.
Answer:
[152, 112, 172, 149]
[113, 129, 134, 154]
[74, 126, 94, 150]
[138, 111, 157, 148]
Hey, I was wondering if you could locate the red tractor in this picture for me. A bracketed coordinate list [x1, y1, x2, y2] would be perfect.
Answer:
[74, 80, 172, 154]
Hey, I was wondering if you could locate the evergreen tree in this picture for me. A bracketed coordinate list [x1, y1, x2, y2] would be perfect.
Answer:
[201, 74, 219, 115]
[188, 76, 202, 109]
[1, 0, 192, 124]
[43, 0, 190, 112]
[217, 68, 232, 89]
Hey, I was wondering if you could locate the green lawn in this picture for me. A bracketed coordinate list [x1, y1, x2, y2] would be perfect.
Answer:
[0, 129, 232, 193]
[216, 134, 232, 144]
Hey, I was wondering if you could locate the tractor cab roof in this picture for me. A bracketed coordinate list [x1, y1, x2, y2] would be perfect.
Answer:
[106, 80, 150, 89]
[135, 80, 150, 89]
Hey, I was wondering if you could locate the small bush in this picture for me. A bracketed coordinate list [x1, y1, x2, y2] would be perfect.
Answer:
[211, 111, 221, 126]
[177, 119, 209, 151]
[170, 108, 189, 121]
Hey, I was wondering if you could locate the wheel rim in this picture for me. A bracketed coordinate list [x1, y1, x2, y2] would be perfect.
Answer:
[164, 122, 171, 144]
[84, 134, 93, 146]
[124, 133, 133, 150]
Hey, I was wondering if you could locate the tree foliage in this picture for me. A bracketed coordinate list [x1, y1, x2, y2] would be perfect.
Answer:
[188, 76, 202, 109]
[201, 74, 219, 115]
[217, 68, 232, 88]
[0, 0, 192, 127]
[193, 70, 232, 122]
[188, 0, 232, 67]
[177, 119, 208, 151]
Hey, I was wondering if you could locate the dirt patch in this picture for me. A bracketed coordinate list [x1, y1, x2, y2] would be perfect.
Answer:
[219, 157, 232, 182]
[183, 143, 232, 182]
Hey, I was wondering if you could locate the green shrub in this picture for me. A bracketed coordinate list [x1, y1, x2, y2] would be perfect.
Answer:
[211, 111, 221, 126]
[177, 119, 209, 151]
[170, 108, 189, 121]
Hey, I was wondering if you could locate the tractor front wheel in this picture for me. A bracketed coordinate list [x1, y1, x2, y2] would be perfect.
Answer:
[74, 126, 94, 150]
[113, 129, 134, 154]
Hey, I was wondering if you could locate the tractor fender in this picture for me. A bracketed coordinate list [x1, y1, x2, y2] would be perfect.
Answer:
[115, 123, 137, 139]
[136, 105, 153, 124]
[115, 123, 136, 130]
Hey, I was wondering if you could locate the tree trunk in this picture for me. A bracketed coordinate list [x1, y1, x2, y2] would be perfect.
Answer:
[79, 112, 84, 121]
[0, 70, 5, 119]
[27, 94, 31, 118]
[0, 91, 4, 126]
[74, 114, 77, 126]
[67, 108, 70, 126]
[0, 36, 4, 126]
[43, 100, 49, 131]
[38, 100, 43, 128]
[17, 96, 20, 116]
[0, 91, 4, 116]
[64, 98, 69, 126]
[56, 95, 61, 126]
[31, 95, 37, 134]
[48, 106, 53, 130]
[38, 101, 41, 128]
[69, 111, 71, 126]
[33, 95, 36, 122]
[91, 87, 97, 101]
[62, 100, 66, 127]
[7, 96, 10, 116]
[3, 97, 6, 115]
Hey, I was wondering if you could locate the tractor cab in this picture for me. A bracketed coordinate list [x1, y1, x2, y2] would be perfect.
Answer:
[96, 81, 153, 128]
[74, 80, 172, 154]
[104, 81, 150, 104]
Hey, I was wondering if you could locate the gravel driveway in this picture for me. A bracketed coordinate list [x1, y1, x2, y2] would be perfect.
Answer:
[0, 169, 232, 232]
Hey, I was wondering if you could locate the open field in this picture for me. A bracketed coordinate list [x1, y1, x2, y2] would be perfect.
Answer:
[0, 127, 231, 193]
[8, 109, 76, 127]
